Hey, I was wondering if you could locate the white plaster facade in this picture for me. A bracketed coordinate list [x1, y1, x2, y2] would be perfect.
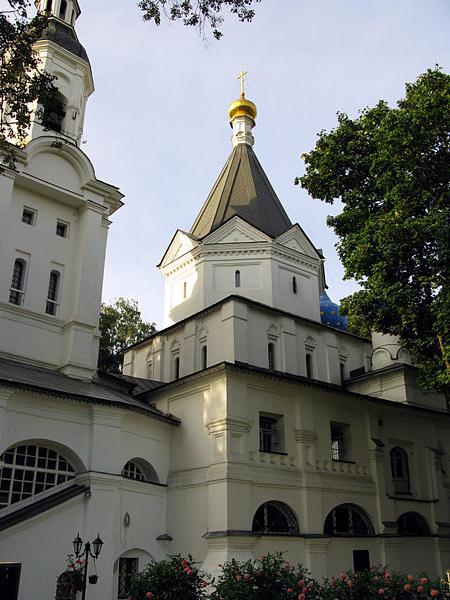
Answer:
[0, 3, 449, 599]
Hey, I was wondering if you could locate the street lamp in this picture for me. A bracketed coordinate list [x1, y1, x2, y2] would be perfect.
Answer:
[72, 533, 103, 600]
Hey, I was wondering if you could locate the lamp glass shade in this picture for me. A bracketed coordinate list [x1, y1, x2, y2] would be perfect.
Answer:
[92, 534, 103, 557]
[73, 533, 83, 556]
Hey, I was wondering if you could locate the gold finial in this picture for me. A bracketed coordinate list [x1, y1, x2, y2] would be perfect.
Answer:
[237, 69, 247, 97]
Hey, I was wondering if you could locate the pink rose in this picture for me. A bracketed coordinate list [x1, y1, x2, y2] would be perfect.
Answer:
[384, 572, 391, 581]
[185, 568, 192, 575]
[404, 584, 412, 592]
[243, 574, 251, 581]
[417, 585, 424, 593]
[420, 577, 428, 585]
[298, 594, 305, 600]
[298, 579, 305, 587]
[287, 589, 293, 593]
[431, 590, 439, 597]
[407, 575, 414, 581]
[378, 589, 385, 596]
[146, 593, 153, 599]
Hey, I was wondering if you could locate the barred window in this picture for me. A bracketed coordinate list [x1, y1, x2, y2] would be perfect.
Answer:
[397, 511, 429, 536]
[46, 270, 60, 315]
[9, 259, 26, 306]
[331, 422, 346, 461]
[390, 447, 411, 494]
[268, 343, 275, 371]
[118, 557, 138, 599]
[0, 444, 76, 508]
[122, 461, 145, 482]
[252, 501, 299, 535]
[324, 504, 374, 536]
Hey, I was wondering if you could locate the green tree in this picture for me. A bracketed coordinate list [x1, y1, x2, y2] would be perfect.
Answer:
[98, 298, 156, 373]
[298, 68, 450, 394]
[139, 0, 261, 39]
[0, 0, 55, 168]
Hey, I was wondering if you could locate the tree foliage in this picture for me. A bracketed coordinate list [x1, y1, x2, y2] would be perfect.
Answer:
[138, 0, 260, 39]
[98, 298, 156, 373]
[0, 0, 56, 168]
[298, 68, 450, 394]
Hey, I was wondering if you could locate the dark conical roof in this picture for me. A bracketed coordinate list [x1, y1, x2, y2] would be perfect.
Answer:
[190, 144, 292, 239]
[40, 19, 90, 64]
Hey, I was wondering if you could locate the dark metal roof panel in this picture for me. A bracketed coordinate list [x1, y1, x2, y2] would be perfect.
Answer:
[190, 144, 292, 239]
[40, 19, 90, 64]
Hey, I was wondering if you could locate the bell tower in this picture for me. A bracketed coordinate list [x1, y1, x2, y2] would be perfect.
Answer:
[27, 0, 93, 145]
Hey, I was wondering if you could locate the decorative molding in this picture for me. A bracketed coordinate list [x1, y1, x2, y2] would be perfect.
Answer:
[294, 429, 317, 443]
[206, 416, 252, 435]
[316, 460, 369, 476]
[249, 450, 297, 468]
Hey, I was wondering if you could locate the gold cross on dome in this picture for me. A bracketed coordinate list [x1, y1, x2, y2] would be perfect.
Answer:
[237, 70, 247, 96]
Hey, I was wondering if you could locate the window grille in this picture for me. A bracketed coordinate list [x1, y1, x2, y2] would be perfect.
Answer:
[0, 444, 75, 508]
[390, 447, 411, 494]
[324, 504, 374, 536]
[331, 423, 346, 461]
[259, 416, 279, 453]
[118, 558, 138, 599]
[397, 511, 429, 536]
[252, 501, 299, 534]
[46, 271, 60, 315]
[9, 260, 25, 306]
[122, 461, 145, 481]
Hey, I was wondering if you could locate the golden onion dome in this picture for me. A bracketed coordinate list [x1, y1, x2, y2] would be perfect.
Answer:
[228, 94, 257, 123]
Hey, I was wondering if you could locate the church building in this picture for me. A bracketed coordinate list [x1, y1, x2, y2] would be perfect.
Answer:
[1, 2, 449, 599]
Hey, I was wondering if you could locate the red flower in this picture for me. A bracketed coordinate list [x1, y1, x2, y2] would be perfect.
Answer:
[298, 579, 305, 587]
[185, 568, 192, 576]
[181, 560, 188, 568]
[407, 575, 414, 582]
[378, 589, 385, 595]
[430, 590, 439, 597]
[287, 589, 293, 593]
[146, 593, 153, 599]
[404, 584, 412, 592]
[235, 575, 242, 582]
[298, 594, 305, 600]
[421, 577, 428, 585]
[417, 585, 424, 593]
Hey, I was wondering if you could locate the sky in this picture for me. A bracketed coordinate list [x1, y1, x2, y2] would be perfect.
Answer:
[73, 0, 450, 327]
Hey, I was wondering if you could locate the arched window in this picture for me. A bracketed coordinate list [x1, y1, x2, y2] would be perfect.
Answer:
[0, 443, 76, 508]
[397, 512, 430, 536]
[122, 459, 159, 484]
[201, 345, 207, 370]
[268, 343, 275, 371]
[324, 504, 375, 536]
[252, 501, 299, 535]
[59, 0, 67, 19]
[292, 276, 297, 294]
[46, 270, 60, 315]
[42, 90, 66, 133]
[235, 270, 241, 288]
[390, 447, 411, 494]
[9, 259, 26, 306]
[305, 353, 313, 378]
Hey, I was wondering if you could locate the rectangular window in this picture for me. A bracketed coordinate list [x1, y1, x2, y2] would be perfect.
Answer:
[353, 550, 370, 572]
[45, 271, 60, 315]
[56, 221, 68, 238]
[118, 557, 138, 599]
[0, 563, 21, 600]
[259, 414, 284, 453]
[9, 259, 26, 306]
[22, 208, 36, 225]
[330, 422, 346, 461]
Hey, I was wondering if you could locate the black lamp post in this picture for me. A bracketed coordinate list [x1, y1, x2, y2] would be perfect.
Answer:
[72, 532, 103, 600]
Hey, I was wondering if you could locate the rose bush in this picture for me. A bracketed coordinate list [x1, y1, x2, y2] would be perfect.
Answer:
[128, 554, 210, 600]
[128, 553, 450, 600]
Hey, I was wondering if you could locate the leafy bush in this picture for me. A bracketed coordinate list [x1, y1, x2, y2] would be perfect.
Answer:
[128, 554, 210, 600]
[210, 552, 323, 600]
[129, 552, 450, 600]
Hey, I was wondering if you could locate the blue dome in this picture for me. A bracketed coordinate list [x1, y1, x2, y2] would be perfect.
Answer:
[320, 291, 348, 331]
